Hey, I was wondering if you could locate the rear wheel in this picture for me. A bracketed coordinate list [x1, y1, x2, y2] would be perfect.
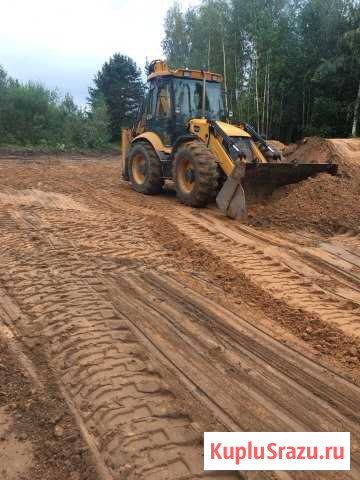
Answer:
[173, 141, 219, 207]
[128, 142, 164, 194]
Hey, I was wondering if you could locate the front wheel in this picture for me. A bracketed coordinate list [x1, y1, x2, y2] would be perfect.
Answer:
[173, 141, 219, 207]
[128, 142, 164, 194]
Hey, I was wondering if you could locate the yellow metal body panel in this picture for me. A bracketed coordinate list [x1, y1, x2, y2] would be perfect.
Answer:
[187, 119, 234, 176]
[208, 134, 234, 176]
[188, 119, 267, 176]
[216, 121, 251, 138]
[148, 60, 223, 83]
[188, 118, 208, 140]
[133, 131, 171, 154]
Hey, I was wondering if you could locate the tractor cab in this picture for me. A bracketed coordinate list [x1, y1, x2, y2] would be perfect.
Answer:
[134, 60, 226, 147]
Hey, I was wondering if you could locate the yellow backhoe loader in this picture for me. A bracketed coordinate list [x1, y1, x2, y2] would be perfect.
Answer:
[121, 60, 337, 219]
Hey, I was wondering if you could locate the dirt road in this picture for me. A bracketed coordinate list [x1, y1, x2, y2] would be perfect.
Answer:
[0, 153, 359, 479]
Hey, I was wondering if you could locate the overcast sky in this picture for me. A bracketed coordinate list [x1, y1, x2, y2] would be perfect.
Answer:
[1, 0, 199, 106]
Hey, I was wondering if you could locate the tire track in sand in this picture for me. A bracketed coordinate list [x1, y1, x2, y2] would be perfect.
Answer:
[167, 210, 360, 337]
[100, 269, 360, 480]
[0, 206, 237, 480]
[80, 186, 360, 338]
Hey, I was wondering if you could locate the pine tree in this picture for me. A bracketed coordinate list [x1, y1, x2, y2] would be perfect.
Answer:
[89, 54, 144, 139]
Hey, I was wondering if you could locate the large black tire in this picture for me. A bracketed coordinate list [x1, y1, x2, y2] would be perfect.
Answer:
[173, 141, 219, 207]
[128, 142, 164, 194]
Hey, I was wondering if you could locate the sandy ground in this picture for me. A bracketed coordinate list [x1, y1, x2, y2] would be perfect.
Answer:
[0, 145, 359, 479]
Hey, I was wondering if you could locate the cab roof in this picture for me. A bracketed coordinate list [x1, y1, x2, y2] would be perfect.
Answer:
[147, 59, 223, 83]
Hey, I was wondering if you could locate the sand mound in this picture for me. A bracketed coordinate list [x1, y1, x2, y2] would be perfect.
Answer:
[284, 137, 334, 164]
[329, 138, 360, 167]
[247, 137, 360, 233]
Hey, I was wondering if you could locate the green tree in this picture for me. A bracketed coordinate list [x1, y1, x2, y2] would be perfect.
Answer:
[89, 53, 144, 139]
[342, 2, 360, 136]
[84, 94, 111, 148]
[0, 65, 7, 90]
[162, 2, 190, 68]
[0, 65, 9, 138]
[0, 81, 59, 145]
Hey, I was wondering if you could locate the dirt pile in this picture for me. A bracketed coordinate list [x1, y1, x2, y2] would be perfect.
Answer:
[284, 137, 334, 164]
[267, 139, 286, 152]
[247, 136, 360, 233]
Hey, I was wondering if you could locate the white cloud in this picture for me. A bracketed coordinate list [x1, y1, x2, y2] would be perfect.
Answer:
[0, 0, 200, 104]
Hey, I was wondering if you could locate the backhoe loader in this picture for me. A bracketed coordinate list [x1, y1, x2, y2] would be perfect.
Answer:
[121, 60, 337, 219]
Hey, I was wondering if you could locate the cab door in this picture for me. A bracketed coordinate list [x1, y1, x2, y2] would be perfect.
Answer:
[134, 84, 154, 135]
[146, 78, 173, 146]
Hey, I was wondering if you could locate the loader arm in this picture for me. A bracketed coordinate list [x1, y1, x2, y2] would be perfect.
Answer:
[189, 119, 266, 176]
[207, 121, 250, 219]
[207, 126, 234, 176]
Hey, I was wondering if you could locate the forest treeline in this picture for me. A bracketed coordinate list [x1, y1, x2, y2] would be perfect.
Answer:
[163, 0, 360, 141]
[0, 65, 112, 149]
[0, 54, 144, 149]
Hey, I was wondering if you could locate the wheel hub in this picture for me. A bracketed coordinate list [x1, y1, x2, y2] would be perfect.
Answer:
[178, 159, 195, 194]
[185, 168, 195, 183]
[132, 154, 146, 184]
[139, 163, 146, 176]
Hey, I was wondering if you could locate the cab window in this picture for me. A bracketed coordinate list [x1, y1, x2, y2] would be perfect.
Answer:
[155, 84, 171, 118]
[174, 78, 225, 121]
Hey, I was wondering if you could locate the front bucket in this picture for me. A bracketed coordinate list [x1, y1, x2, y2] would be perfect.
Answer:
[242, 162, 338, 192]
[216, 162, 337, 219]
